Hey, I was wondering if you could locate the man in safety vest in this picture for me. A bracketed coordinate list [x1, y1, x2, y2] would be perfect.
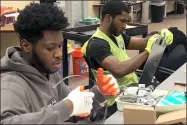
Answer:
[81, 1, 173, 116]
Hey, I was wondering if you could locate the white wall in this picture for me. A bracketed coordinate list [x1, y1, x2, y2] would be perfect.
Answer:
[87, 1, 100, 17]
[72, 1, 82, 26]
[59, 1, 83, 27]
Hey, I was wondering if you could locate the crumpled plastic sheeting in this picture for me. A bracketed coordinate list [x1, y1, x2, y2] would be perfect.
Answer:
[119, 85, 166, 106]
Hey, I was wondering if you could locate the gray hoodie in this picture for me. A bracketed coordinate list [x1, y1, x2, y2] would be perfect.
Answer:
[1, 47, 105, 124]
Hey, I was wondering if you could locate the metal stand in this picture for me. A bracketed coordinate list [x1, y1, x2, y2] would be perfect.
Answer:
[63, 39, 69, 85]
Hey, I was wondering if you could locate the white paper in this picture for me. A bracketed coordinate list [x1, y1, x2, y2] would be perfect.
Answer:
[155, 104, 186, 113]
[183, 69, 186, 73]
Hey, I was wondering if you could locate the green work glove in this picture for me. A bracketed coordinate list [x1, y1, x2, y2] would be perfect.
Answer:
[145, 34, 161, 53]
[160, 29, 173, 45]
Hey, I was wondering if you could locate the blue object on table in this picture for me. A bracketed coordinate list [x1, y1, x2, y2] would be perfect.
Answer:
[157, 90, 186, 106]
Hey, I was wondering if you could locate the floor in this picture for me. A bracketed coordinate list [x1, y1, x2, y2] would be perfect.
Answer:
[67, 11, 186, 89]
[148, 12, 186, 34]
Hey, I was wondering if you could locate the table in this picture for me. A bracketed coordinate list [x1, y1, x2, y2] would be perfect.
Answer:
[93, 1, 146, 20]
[156, 63, 186, 91]
[104, 63, 186, 124]
[62, 23, 148, 86]
[0, 25, 14, 32]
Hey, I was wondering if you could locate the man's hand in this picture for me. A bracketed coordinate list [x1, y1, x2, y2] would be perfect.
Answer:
[64, 86, 95, 117]
[96, 68, 120, 96]
[160, 29, 173, 45]
[145, 34, 161, 53]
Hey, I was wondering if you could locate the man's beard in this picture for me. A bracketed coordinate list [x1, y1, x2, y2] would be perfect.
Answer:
[109, 21, 118, 36]
[30, 49, 51, 75]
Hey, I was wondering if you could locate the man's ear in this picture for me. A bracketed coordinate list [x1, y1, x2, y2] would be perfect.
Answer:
[105, 14, 113, 24]
[20, 39, 32, 53]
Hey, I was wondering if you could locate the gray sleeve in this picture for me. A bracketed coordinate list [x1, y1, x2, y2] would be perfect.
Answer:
[89, 85, 105, 113]
[1, 73, 71, 124]
[1, 88, 71, 124]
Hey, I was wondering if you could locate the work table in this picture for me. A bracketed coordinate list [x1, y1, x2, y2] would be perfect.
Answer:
[104, 63, 186, 124]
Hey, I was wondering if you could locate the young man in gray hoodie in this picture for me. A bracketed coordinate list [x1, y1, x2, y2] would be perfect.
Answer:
[0, 3, 119, 124]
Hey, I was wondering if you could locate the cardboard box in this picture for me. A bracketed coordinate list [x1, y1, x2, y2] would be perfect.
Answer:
[123, 83, 186, 124]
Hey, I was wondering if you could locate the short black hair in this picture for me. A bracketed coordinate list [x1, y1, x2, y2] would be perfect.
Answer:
[14, 3, 69, 44]
[101, 1, 130, 21]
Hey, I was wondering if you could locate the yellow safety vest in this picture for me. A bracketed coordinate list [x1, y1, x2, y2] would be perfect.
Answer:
[82, 28, 138, 106]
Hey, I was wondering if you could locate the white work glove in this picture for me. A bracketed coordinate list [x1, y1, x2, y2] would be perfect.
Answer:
[64, 86, 95, 117]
